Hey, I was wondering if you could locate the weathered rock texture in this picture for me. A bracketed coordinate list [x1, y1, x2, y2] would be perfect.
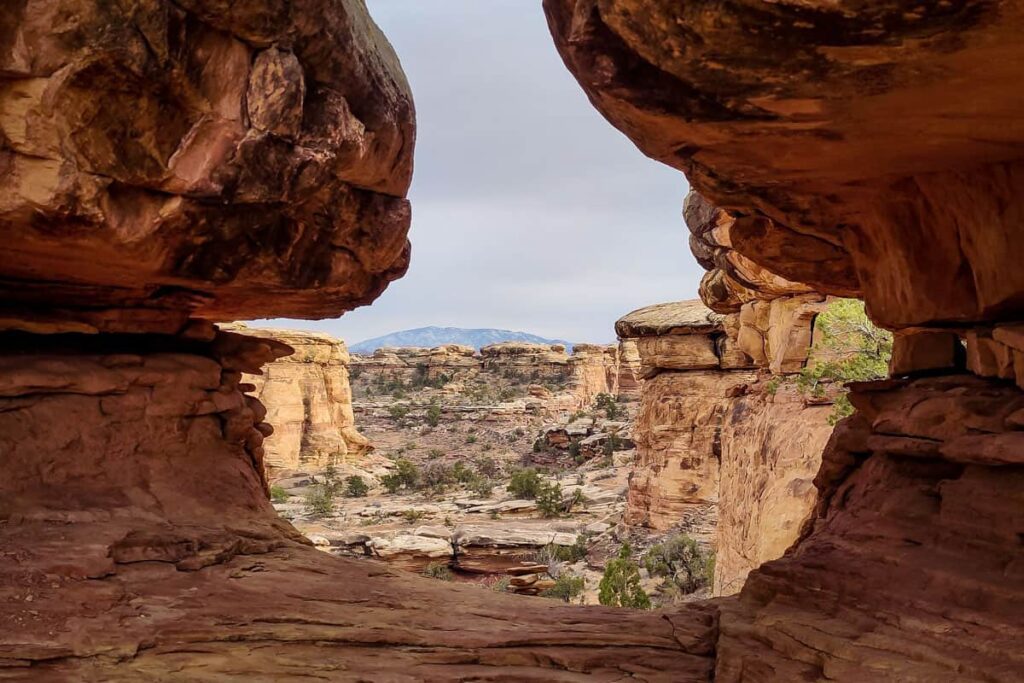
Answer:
[232, 326, 370, 474]
[0, 0, 414, 327]
[548, 1, 1024, 679]
[544, 0, 1024, 330]
[618, 300, 833, 595]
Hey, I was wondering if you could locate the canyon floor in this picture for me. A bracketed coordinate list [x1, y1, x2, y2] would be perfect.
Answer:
[270, 374, 705, 607]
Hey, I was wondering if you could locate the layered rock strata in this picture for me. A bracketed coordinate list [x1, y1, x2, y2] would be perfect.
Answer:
[231, 326, 370, 474]
[618, 300, 833, 595]
[546, 1, 1024, 678]
[0, 0, 415, 325]
[351, 341, 626, 409]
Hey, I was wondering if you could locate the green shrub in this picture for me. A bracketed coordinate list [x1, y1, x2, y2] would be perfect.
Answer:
[594, 393, 622, 420]
[269, 485, 289, 503]
[536, 534, 590, 565]
[303, 484, 335, 516]
[427, 448, 445, 460]
[469, 477, 494, 498]
[426, 403, 442, 427]
[389, 404, 410, 421]
[785, 298, 892, 423]
[536, 481, 564, 518]
[644, 534, 714, 595]
[465, 434, 478, 444]
[452, 461, 474, 484]
[492, 576, 511, 592]
[541, 574, 585, 602]
[380, 473, 402, 494]
[343, 475, 369, 498]
[507, 468, 542, 499]
[422, 561, 452, 580]
[381, 458, 419, 493]
[401, 509, 425, 523]
[598, 543, 651, 609]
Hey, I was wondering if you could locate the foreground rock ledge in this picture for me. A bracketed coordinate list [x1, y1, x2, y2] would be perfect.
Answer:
[1, 328, 1020, 680]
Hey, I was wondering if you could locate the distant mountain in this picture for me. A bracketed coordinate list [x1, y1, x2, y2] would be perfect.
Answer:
[350, 327, 573, 354]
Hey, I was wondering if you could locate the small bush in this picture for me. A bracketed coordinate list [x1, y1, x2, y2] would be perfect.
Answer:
[536, 481, 564, 518]
[270, 485, 289, 503]
[465, 434, 478, 444]
[422, 462, 454, 490]
[401, 509, 426, 523]
[475, 456, 500, 478]
[536, 534, 590, 565]
[644, 534, 715, 595]
[507, 468, 542, 499]
[422, 561, 452, 581]
[426, 403, 442, 427]
[381, 458, 419, 493]
[395, 458, 419, 488]
[541, 574, 585, 603]
[427, 448, 445, 460]
[343, 475, 369, 498]
[303, 484, 335, 516]
[492, 576, 511, 592]
[389, 404, 410, 421]
[594, 393, 622, 420]
[598, 543, 651, 609]
[380, 473, 402, 494]
[469, 477, 494, 498]
[452, 461, 475, 483]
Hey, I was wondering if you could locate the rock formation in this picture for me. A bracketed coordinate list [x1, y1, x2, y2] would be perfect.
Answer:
[547, 0, 1024, 678]
[0, 0, 414, 326]
[3, 0, 1024, 679]
[618, 300, 833, 594]
[231, 326, 370, 474]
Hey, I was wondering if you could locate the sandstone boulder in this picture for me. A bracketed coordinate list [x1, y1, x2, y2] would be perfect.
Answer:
[0, 0, 415, 327]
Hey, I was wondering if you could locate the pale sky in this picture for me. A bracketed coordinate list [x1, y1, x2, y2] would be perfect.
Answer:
[257, 0, 701, 345]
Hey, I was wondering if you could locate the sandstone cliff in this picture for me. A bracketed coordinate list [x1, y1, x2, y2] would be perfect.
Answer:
[618, 300, 834, 595]
[232, 326, 370, 474]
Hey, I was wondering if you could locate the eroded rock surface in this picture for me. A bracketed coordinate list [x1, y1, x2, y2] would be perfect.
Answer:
[231, 326, 371, 473]
[544, 0, 1024, 329]
[618, 300, 833, 595]
[0, 0, 414, 326]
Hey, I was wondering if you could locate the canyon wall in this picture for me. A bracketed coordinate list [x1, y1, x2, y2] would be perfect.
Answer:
[231, 326, 370, 474]
[350, 341, 626, 409]
[618, 299, 833, 594]
[547, 0, 1024, 678]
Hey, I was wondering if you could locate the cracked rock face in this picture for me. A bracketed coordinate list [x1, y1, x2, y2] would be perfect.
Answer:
[0, 0, 415, 326]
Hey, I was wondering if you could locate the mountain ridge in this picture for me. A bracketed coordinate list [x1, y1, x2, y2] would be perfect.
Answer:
[350, 326, 574, 354]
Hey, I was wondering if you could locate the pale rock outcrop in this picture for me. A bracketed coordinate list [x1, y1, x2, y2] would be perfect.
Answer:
[715, 387, 834, 595]
[615, 338, 642, 400]
[231, 326, 370, 473]
[617, 300, 754, 534]
[618, 299, 833, 596]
